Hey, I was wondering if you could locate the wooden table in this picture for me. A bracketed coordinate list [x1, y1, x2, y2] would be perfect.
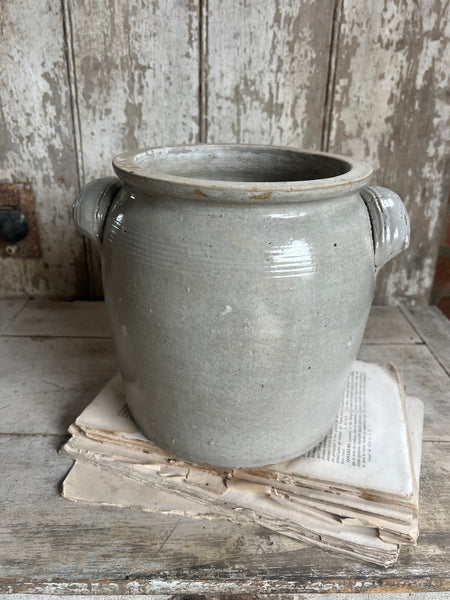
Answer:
[1, 300, 449, 599]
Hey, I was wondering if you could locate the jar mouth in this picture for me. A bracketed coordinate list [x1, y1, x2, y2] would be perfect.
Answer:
[113, 144, 372, 200]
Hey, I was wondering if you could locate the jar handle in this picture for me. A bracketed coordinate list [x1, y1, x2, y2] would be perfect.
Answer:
[73, 177, 122, 249]
[360, 186, 410, 272]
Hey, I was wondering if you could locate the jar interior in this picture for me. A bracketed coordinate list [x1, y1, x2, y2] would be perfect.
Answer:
[134, 146, 352, 183]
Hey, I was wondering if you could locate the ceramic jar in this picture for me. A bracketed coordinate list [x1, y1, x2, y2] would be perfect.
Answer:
[74, 145, 409, 468]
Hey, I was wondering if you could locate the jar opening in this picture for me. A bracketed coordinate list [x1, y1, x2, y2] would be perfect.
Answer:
[113, 144, 373, 201]
[132, 146, 352, 183]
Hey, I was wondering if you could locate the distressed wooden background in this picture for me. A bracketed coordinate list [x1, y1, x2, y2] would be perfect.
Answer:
[1, 0, 449, 303]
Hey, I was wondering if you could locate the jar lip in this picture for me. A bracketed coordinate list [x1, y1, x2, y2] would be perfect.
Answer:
[112, 144, 373, 200]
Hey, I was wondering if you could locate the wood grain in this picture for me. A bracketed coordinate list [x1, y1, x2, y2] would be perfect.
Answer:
[69, 0, 200, 177]
[0, 337, 116, 434]
[0, 299, 27, 334]
[0, 435, 448, 594]
[0, 302, 449, 593]
[363, 306, 421, 344]
[67, 0, 201, 297]
[0, 0, 87, 297]
[328, 0, 450, 305]
[2, 302, 420, 343]
[401, 306, 450, 376]
[1, 595, 449, 600]
[359, 343, 450, 442]
[205, 0, 334, 148]
[1, 596, 448, 600]
[4, 300, 111, 338]
[1, 2, 448, 305]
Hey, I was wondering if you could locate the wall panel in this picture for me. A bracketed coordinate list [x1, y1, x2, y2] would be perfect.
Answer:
[329, 0, 450, 304]
[0, 1, 448, 304]
[206, 0, 335, 148]
[0, 0, 85, 297]
[68, 0, 201, 295]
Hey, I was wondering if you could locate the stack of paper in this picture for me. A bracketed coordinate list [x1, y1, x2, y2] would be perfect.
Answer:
[60, 361, 423, 567]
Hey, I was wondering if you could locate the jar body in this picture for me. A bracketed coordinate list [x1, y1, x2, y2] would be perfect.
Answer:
[101, 187, 375, 467]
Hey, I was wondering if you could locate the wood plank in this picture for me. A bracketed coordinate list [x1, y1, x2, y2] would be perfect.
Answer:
[0, 0, 87, 298]
[70, 0, 200, 176]
[0, 436, 448, 594]
[328, 0, 450, 305]
[2, 596, 449, 600]
[0, 597, 174, 600]
[0, 596, 172, 600]
[0, 299, 27, 334]
[419, 441, 450, 533]
[4, 301, 111, 338]
[0, 337, 116, 435]
[68, 0, 201, 297]
[206, 0, 334, 147]
[2, 595, 448, 600]
[401, 306, 450, 376]
[3, 301, 418, 343]
[363, 306, 421, 344]
[1, 596, 450, 600]
[359, 344, 450, 442]
[2, 302, 446, 439]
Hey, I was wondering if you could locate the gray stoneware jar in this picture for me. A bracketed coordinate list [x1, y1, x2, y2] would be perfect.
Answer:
[74, 144, 409, 468]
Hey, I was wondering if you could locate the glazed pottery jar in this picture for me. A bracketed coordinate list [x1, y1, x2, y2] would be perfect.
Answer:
[74, 145, 409, 468]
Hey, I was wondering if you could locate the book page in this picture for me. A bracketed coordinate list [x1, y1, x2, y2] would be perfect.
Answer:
[75, 361, 414, 499]
[75, 372, 148, 440]
[262, 361, 414, 498]
[61, 459, 399, 567]
[62, 461, 221, 518]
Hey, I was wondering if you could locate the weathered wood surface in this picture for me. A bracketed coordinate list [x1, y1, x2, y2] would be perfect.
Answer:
[68, 0, 200, 178]
[2, 596, 449, 600]
[67, 0, 200, 297]
[359, 343, 450, 442]
[1, 1, 449, 303]
[0, 337, 116, 434]
[2, 303, 448, 441]
[0, 299, 26, 334]
[2, 300, 418, 342]
[363, 306, 421, 344]
[4, 300, 111, 338]
[0, 301, 449, 595]
[206, 0, 334, 148]
[0, 436, 448, 595]
[402, 306, 450, 376]
[328, 0, 450, 305]
[0, 596, 449, 600]
[0, 0, 86, 298]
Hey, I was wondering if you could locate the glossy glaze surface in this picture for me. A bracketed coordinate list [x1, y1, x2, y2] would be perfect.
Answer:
[74, 145, 409, 467]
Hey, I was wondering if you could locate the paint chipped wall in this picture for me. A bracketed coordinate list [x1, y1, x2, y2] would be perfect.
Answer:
[0, 0, 449, 304]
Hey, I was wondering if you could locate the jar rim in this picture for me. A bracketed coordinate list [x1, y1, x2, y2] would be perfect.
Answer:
[112, 144, 373, 202]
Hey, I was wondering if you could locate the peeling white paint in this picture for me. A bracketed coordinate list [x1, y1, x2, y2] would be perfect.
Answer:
[1, 0, 447, 306]
[0, 0, 84, 297]
[71, 0, 200, 182]
[207, 1, 333, 148]
[330, 0, 449, 304]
